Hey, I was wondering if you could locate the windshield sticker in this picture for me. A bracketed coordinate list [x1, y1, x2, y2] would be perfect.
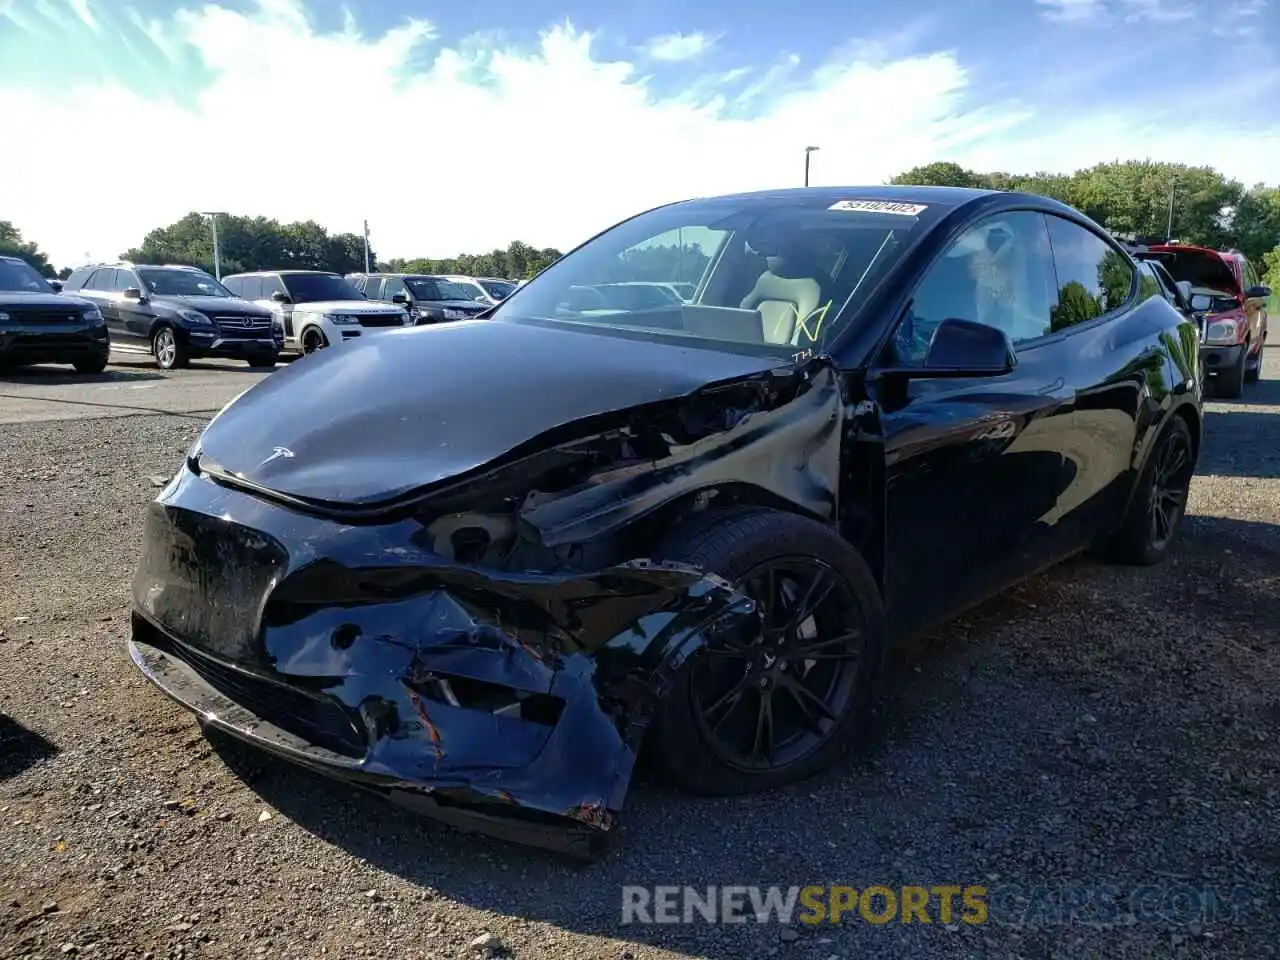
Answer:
[828, 200, 927, 216]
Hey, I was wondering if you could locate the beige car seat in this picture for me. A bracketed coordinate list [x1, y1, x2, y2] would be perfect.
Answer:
[739, 272, 822, 344]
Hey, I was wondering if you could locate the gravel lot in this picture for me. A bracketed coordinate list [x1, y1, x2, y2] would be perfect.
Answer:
[1, 351, 1278, 960]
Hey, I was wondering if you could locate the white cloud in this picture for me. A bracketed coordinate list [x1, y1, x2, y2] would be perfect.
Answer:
[0, 0, 1276, 268]
[644, 31, 715, 62]
[1036, 0, 1105, 22]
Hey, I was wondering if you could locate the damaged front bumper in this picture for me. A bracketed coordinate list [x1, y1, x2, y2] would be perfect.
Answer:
[129, 466, 755, 859]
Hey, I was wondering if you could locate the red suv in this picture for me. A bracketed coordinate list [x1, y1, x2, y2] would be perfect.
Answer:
[1144, 243, 1270, 397]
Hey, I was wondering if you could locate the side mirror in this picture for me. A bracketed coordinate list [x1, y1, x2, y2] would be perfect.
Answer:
[1245, 285, 1272, 300]
[122, 286, 144, 300]
[1175, 280, 1193, 305]
[270, 290, 291, 303]
[921, 318, 1017, 376]
[48, 279, 63, 293]
[391, 293, 410, 305]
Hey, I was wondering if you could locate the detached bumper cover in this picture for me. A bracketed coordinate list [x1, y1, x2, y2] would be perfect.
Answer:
[129, 467, 755, 857]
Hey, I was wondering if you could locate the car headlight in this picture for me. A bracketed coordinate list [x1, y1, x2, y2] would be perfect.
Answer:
[1205, 319, 1242, 344]
[442, 308, 467, 320]
[177, 308, 211, 325]
[325, 313, 360, 325]
[0, 312, 9, 322]
[82, 307, 103, 322]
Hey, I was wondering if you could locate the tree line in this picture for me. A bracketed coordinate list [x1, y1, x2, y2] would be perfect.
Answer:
[889, 160, 1280, 287]
[3, 158, 1278, 289]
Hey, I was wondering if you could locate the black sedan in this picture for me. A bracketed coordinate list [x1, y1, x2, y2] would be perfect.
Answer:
[0, 256, 109, 374]
[128, 186, 1203, 858]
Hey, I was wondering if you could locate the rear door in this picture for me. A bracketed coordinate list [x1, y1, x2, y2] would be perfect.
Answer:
[878, 210, 1078, 635]
[1038, 214, 1167, 556]
[78, 269, 120, 332]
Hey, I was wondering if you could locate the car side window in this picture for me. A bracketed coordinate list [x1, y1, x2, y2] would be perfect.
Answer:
[1044, 216, 1134, 331]
[892, 211, 1058, 364]
[1137, 262, 1164, 302]
[85, 268, 114, 291]
[222, 277, 241, 296]
[266, 276, 289, 300]
[381, 277, 408, 300]
[363, 277, 385, 299]
[115, 269, 139, 293]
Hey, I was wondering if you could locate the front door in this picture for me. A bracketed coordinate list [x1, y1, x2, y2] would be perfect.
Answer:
[875, 210, 1077, 636]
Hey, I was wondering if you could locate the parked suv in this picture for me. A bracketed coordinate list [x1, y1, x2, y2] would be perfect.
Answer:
[223, 270, 411, 354]
[346, 273, 490, 324]
[62, 262, 280, 370]
[1141, 244, 1270, 397]
[0, 255, 109, 374]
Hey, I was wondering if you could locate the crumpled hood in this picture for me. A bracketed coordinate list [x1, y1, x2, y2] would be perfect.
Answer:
[194, 319, 780, 506]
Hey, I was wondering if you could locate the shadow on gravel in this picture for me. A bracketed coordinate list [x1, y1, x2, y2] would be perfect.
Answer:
[0, 714, 59, 781]
[1199, 376, 1280, 480]
[0, 367, 164, 384]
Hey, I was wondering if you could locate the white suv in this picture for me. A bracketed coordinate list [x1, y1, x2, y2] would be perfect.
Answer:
[222, 270, 411, 354]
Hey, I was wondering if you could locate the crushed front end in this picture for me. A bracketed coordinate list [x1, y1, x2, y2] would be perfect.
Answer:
[129, 466, 755, 859]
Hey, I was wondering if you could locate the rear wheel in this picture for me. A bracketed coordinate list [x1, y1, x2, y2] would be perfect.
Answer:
[301, 328, 328, 354]
[151, 325, 188, 370]
[1105, 416, 1195, 566]
[649, 508, 886, 796]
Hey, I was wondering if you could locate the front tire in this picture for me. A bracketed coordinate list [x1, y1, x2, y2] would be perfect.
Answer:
[152, 325, 188, 370]
[1105, 416, 1195, 566]
[301, 328, 328, 354]
[73, 354, 108, 374]
[648, 508, 886, 796]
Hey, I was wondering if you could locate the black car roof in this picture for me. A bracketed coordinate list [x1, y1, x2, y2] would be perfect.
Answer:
[685, 184, 998, 208]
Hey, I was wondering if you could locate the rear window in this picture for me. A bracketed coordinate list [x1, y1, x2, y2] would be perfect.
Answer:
[1149, 250, 1239, 297]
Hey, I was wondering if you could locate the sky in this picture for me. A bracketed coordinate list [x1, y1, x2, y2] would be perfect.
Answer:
[1, 0, 1277, 268]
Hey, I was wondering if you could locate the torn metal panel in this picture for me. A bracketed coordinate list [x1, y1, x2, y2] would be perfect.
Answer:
[131, 466, 757, 858]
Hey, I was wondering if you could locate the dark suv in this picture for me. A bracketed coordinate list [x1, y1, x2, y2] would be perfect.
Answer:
[62, 262, 281, 370]
[346, 273, 490, 325]
[0, 255, 109, 374]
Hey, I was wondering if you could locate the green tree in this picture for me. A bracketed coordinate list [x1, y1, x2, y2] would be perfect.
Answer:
[889, 161, 991, 189]
[1230, 185, 1280, 263]
[122, 213, 376, 275]
[0, 220, 56, 277]
[389, 240, 562, 279]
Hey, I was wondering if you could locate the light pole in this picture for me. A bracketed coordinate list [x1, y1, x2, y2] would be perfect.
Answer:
[200, 211, 226, 279]
[804, 145, 820, 187]
[363, 219, 371, 273]
[1165, 178, 1176, 241]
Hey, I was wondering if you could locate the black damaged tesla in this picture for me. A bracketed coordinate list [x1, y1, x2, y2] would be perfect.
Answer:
[129, 186, 1203, 858]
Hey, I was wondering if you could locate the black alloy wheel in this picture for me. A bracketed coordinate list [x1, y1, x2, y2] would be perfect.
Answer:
[650, 508, 886, 795]
[1147, 422, 1194, 554]
[1106, 416, 1196, 565]
[690, 557, 864, 773]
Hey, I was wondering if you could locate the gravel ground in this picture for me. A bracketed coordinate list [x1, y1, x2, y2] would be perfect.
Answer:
[1, 354, 1278, 960]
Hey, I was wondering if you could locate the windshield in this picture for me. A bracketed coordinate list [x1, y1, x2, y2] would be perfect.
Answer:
[0, 258, 53, 293]
[407, 278, 485, 301]
[479, 279, 516, 299]
[489, 195, 928, 357]
[282, 273, 366, 303]
[138, 268, 231, 298]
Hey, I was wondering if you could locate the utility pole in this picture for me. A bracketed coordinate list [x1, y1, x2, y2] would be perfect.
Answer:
[200, 211, 226, 279]
[804, 145, 820, 187]
[363, 219, 371, 273]
[1166, 179, 1175, 242]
